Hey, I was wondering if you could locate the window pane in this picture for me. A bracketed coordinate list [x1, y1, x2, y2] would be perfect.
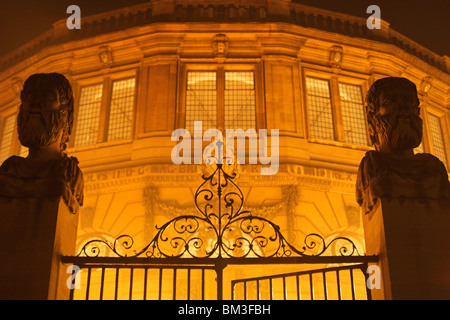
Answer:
[74, 84, 103, 147]
[428, 113, 448, 168]
[306, 77, 334, 140]
[0, 114, 16, 163]
[19, 145, 28, 157]
[338, 83, 368, 145]
[185, 71, 217, 132]
[414, 142, 424, 154]
[108, 78, 135, 142]
[224, 71, 256, 130]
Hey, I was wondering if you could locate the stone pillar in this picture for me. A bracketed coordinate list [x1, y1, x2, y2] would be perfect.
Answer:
[0, 73, 83, 300]
[364, 197, 450, 300]
[0, 196, 78, 300]
[357, 76, 450, 300]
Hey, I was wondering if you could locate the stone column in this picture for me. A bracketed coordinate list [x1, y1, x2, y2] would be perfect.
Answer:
[363, 197, 450, 300]
[0, 196, 78, 300]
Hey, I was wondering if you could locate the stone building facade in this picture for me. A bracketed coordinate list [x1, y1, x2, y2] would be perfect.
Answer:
[0, 0, 449, 264]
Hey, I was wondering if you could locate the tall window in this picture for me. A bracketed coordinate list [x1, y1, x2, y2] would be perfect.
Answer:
[305, 77, 334, 140]
[74, 84, 103, 147]
[186, 71, 217, 132]
[224, 71, 256, 131]
[108, 78, 135, 142]
[338, 83, 368, 145]
[73, 77, 136, 148]
[0, 115, 16, 163]
[306, 76, 368, 146]
[428, 113, 448, 167]
[185, 70, 256, 132]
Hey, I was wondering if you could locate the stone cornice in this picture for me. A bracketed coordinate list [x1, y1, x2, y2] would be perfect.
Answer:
[0, 0, 447, 75]
[83, 163, 357, 195]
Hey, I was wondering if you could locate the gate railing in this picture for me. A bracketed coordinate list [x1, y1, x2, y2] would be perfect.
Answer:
[63, 255, 377, 300]
[230, 261, 373, 300]
[63, 160, 378, 300]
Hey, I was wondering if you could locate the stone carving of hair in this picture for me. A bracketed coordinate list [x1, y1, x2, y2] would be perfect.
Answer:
[20, 73, 74, 153]
[365, 77, 420, 147]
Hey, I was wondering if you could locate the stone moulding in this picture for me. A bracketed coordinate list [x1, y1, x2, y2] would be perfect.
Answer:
[82, 163, 357, 194]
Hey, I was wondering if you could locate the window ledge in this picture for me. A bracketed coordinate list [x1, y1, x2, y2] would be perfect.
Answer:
[68, 139, 133, 153]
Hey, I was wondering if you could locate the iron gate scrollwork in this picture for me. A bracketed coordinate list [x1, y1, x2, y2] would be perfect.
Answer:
[66, 161, 378, 300]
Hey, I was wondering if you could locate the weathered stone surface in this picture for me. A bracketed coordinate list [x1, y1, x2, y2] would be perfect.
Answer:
[0, 73, 83, 213]
[357, 77, 450, 213]
[0, 73, 82, 299]
[358, 77, 450, 300]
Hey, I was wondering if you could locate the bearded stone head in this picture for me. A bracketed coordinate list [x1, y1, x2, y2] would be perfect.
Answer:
[365, 77, 423, 154]
[17, 73, 74, 155]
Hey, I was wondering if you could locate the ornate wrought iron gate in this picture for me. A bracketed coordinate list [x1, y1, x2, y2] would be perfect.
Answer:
[63, 162, 378, 300]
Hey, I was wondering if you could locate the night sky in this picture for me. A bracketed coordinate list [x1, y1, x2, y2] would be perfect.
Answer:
[0, 0, 449, 58]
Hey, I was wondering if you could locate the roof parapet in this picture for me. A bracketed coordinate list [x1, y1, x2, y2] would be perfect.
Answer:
[0, 0, 447, 74]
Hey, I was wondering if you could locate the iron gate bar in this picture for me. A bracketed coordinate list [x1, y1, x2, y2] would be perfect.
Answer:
[63, 255, 378, 300]
[62, 255, 379, 265]
[230, 262, 371, 300]
[64, 161, 378, 300]
[66, 263, 219, 300]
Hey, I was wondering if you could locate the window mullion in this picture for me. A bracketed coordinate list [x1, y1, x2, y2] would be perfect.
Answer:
[330, 76, 343, 142]
[69, 83, 81, 148]
[419, 103, 432, 153]
[98, 78, 112, 144]
[217, 67, 225, 131]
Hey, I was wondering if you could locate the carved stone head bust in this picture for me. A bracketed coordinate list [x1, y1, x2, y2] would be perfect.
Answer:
[0, 73, 83, 214]
[365, 77, 423, 155]
[17, 73, 74, 159]
[356, 77, 450, 214]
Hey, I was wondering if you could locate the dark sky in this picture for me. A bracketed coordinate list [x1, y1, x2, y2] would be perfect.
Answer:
[0, 0, 449, 58]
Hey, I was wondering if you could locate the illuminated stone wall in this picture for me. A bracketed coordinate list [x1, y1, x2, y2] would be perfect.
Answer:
[0, 0, 449, 262]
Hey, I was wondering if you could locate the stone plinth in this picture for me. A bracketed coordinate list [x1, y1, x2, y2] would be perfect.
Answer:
[0, 196, 78, 300]
[364, 197, 450, 300]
